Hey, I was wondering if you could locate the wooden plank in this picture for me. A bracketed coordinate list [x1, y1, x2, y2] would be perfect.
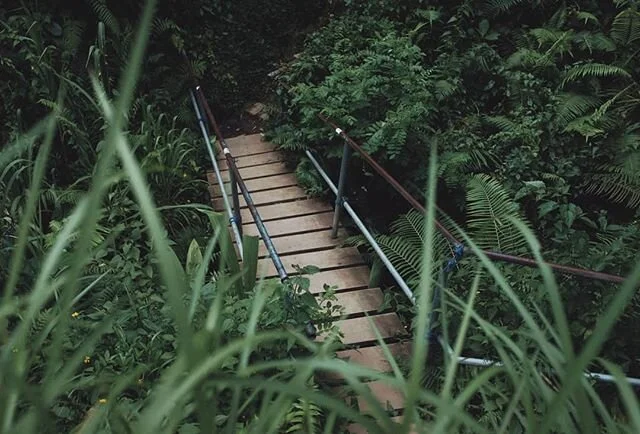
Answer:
[257, 247, 364, 278]
[218, 162, 291, 182]
[333, 314, 406, 345]
[218, 151, 283, 169]
[242, 212, 334, 238]
[333, 288, 385, 316]
[235, 173, 298, 192]
[211, 173, 299, 197]
[336, 343, 411, 373]
[257, 229, 346, 257]
[307, 267, 371, 293]
[222, 134, 275, 157]
[213, 186, 306, 209]
[240, 199, 331, 223]
[320, 343, 411, 385]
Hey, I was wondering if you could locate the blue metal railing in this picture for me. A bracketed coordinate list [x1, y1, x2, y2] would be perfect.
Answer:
[306, 117, 640, 387]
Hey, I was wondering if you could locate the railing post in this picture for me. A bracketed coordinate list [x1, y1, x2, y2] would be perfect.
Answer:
[332, 139, 351, 238]
[230, 170, 242, 236]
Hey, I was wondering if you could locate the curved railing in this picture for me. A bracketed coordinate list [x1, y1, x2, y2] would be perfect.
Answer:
[304, 113, 639, 386]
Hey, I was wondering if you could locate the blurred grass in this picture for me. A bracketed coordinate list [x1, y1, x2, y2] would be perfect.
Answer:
[1, 0, 640, 432]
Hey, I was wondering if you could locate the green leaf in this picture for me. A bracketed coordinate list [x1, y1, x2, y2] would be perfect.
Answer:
[185, 239, 203, 280]
[538, 201, 558, 218]
[479, 19, 490, 36]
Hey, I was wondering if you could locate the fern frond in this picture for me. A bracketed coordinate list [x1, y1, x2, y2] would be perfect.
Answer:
[506, 48, 555, 69]
[466, 175, 529, 252]
[86, 0, 120, 34]
[562, 63, 631, 86]
[484, 0, 526, 14]
[483, 115, 518, 132]
[389, 210, 426, 249]
[283, 381, 323, 434]
[434, 79, 458, 100]
[611, 6, 640, 46]
[375, 234, 424, 286]
[586, 152, 640, 209]
[530, 28, 573, 56]
[573, 31, 616, 53]
[554, 93, 600, 126]
[575, 11, 601, 27]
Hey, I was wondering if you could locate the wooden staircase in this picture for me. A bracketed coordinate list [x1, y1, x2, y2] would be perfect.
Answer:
[208, 133, 413, 432]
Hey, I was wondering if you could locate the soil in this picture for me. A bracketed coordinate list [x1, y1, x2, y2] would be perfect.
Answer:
[219, 111, 264, 138]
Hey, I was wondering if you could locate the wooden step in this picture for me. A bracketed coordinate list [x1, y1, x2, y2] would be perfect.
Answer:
[222, 134, 275, 157]
[213, 185, 307, 209]
[257, 247, 365, 278]
[241, 199, 332, 223]
[257, 229, 346, 257]
[219, 151, 284, 169]
[307, 267, 371, 293]
[218, 162, 291, 181]
[337, 343, 412, 373]
[333, 288, 385, 316]
[235, 173, 299, 193]
[243, 212, 334, 238]
[333, 314, 406, 345]
[211, 173, 298, 197]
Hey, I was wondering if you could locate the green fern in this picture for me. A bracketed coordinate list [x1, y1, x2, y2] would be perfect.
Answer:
[282, 381, 323, 434]
[506, 48, 555, 69]
[295, 158, 325, 196]
[484, 0, 527, 14]
[371, 210, 458, 289]
[466, 174, 530, 252]
[573, 31, 616, 53]
[585, 152, 640, 210]
[85, 0, 120, 35]
[562, 63, 631, 86]
[610, 5, 640, 46]
[554, 93, 601, 127]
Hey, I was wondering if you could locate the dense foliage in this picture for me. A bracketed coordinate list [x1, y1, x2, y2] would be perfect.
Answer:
[3, 0, 640, 432]
[1, 0, 336, 431]
[270, 0, 640, 374]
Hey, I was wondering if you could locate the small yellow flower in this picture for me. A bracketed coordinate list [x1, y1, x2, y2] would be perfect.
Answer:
[137, 378, 144, 385]
[83, 356, 91, 364]
[71, 311, 80, 318]
[98, 398, 107, 404]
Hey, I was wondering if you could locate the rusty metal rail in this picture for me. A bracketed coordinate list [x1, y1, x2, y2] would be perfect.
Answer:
[317, 113, 626, 285]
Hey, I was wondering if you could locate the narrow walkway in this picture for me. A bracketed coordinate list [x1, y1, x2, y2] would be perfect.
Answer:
[208, 134, 411, 429]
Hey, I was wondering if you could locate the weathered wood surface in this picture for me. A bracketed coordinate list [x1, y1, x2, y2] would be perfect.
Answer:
[208, 134, 410, 427]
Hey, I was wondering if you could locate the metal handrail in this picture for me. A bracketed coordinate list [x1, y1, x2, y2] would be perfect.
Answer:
[317, 113, 627, 285]
[193, 86, 289, 282]
[304, 119, 640, 387]
[190, 90, 244, 258]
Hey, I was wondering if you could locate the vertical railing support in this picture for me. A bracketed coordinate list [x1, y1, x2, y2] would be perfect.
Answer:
[332, 139, 351, 238]
[230, 170, 242, 236]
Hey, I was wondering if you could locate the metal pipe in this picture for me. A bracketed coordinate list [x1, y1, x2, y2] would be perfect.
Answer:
[230, 170, 243, 236]
[196, 87, 288, 281]
[455, 356, 640, 387]
[441, 341, 640, 387]
[307, 148, 640, 387]
[305, 150, 415, 303]
[332, 140, 351, 238]
[316, 114, 627, 285]
[189, 91, 244, 258]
